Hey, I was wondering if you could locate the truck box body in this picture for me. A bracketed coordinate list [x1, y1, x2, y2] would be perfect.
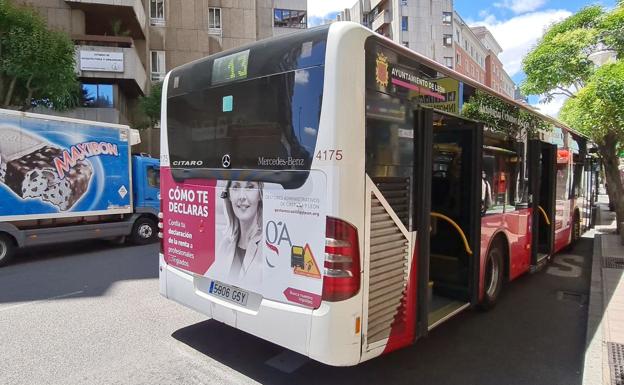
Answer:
[0, 109, 132, 222]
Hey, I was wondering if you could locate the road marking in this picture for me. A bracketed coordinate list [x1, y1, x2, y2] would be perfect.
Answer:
[0, 290, 84, 312]
[546, 255, 584, 277]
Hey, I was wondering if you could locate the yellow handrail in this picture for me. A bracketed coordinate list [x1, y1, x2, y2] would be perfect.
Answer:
[430, 212, 473, 256]
[537, 205, 551, 226]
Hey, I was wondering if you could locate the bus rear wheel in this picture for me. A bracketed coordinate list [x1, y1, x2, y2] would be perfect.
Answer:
[0, 234, 16, 267]
[479, 240, 504, 310]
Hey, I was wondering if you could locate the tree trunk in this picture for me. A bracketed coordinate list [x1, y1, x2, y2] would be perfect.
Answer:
[3, 76, 17, 107]
[598, 134, 624, 233]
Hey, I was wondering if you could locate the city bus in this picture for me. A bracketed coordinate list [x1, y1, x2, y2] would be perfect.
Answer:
[158, 22, 597, 366]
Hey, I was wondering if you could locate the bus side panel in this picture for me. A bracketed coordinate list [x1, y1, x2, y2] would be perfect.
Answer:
[502, 208, 532, 280]
[553, 197, 575, 253]
[306, 22, 371, 366]
[381, 245, 418, 354]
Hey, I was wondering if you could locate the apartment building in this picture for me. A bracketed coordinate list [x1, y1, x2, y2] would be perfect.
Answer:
[453, 11, 486, 84]
[15, 0, 307, 130]
[471, 25, 515, 99]
[343, 0, 454, 65]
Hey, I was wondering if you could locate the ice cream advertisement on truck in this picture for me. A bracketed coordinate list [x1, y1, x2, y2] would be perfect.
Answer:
[0, 114, 131, 219]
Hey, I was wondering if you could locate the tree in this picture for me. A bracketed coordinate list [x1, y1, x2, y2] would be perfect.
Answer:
[138, 82, 162, 129]
[0, 1, 80, 111]
[521, 3, 624, 232]
[560, 62, 624, 222]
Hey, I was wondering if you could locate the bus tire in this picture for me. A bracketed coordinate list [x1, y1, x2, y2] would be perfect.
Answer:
[130, 217, 157, 245]
[479, 240, 504, 310]
[0, 234, 16, 267]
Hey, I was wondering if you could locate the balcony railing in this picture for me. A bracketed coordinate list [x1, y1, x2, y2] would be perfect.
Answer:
[372, 9, 391, 32]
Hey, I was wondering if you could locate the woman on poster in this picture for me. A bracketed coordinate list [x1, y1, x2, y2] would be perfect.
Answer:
[217, 180, 264, 286]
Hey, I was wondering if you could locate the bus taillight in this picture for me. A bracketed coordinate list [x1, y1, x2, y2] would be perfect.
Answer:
[322, 217, 361, 302]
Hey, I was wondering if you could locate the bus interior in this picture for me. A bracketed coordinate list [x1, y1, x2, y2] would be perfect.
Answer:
[428, 112, 481, 328]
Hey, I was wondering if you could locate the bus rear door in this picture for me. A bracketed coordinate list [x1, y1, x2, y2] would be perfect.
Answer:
[529, 140, 556, 268]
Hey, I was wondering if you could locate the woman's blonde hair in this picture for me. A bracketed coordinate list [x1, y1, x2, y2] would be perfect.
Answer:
[222, 180, 264, 245]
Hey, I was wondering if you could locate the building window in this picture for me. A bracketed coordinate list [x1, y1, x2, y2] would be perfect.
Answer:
[456, 53, 461, 65]
[151, 50, 166, 82]
[150, 0, 165, 25]
[400, 0, 408, 5]
[402, 16, 408, 31]
[274, 9, 307, 29]
[456, 29, 460, 42]
[464, 40, 468, 50]
[81, 84, 113, 108]
[209, 7, 222, 34]
[442, 12, 452, 25]
[444, 57, 453, 68]
[443, 34, 452, 47]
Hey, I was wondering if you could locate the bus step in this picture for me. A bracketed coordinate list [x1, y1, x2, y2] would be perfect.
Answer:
[530, 253, 550, 273]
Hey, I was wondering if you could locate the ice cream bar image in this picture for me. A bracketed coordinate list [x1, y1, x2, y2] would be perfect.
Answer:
[0, 125, 93, 211]
[291, 245, 305, 269]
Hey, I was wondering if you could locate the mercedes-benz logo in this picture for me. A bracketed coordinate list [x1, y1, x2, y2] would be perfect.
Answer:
[222, 154, 231, 168]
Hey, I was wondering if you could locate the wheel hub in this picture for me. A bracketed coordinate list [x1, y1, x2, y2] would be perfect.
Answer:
[139, 224, 153, 239]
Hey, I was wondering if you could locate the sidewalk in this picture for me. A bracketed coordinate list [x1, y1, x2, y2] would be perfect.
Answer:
[583, 195, 624, 385]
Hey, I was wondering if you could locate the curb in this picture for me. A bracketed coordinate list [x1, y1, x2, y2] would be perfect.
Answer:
[582, 232, 605, 385]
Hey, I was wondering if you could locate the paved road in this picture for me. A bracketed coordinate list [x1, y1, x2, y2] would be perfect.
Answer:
[0, 235, 593, 385]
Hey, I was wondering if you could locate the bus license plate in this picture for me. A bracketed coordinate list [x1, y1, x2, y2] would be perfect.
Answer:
[209, 280, 249, 306]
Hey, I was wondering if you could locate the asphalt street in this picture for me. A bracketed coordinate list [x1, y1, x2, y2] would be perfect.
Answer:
[0, 234, 593, 385]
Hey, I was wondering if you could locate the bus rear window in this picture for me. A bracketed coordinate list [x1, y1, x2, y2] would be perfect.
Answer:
[167, 66, 324, 173]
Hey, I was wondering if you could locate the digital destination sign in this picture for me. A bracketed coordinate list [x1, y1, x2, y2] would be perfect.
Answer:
[212, 49, 249, 84]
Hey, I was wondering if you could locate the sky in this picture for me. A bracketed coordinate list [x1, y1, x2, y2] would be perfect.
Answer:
[307, 0, 617, 117]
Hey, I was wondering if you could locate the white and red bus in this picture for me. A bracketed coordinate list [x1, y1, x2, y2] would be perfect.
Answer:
[158, 22, 598, 366]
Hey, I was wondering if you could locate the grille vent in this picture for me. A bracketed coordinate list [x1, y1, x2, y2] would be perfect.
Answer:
[372, 177, 410, 229]
[608, 342, 624, 385]
[366, 194, 410, 345]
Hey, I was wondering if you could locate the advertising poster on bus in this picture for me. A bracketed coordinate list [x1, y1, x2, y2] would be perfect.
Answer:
[162, 169, 327, 309]
[0, 114, 131, 219]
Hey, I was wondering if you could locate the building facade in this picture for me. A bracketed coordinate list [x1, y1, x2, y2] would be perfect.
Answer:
[344, 0, 454, 65]
[15, 0, 307, 152]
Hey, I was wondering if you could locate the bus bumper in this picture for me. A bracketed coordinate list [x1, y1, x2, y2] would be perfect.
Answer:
[159, 253, 362, 366]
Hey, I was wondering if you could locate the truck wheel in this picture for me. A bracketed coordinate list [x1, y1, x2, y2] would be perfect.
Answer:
[479, 240, 504, 310]
[131, 217, 157, 245]
[0, 234, 16, 267]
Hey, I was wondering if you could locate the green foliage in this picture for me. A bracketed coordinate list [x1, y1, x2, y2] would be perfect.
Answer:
[599, 3, 624, 57]
[462, 90, 551, 138]
[0, 0, 80, 111]
[137, 82, 163, 129]
[542, 5, 603, 41]
[521, 28, 598, 99]
[560, 61, 624, 145]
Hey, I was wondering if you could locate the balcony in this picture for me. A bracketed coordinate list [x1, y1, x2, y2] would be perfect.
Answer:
[372, 9, 391, 32]
[74, 35, 147, 96]
[65, 0, 146, 39]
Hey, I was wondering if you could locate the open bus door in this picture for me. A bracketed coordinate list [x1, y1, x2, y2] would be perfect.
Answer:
[417, 109, 482, 334]
[529, 140, 556, 267]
